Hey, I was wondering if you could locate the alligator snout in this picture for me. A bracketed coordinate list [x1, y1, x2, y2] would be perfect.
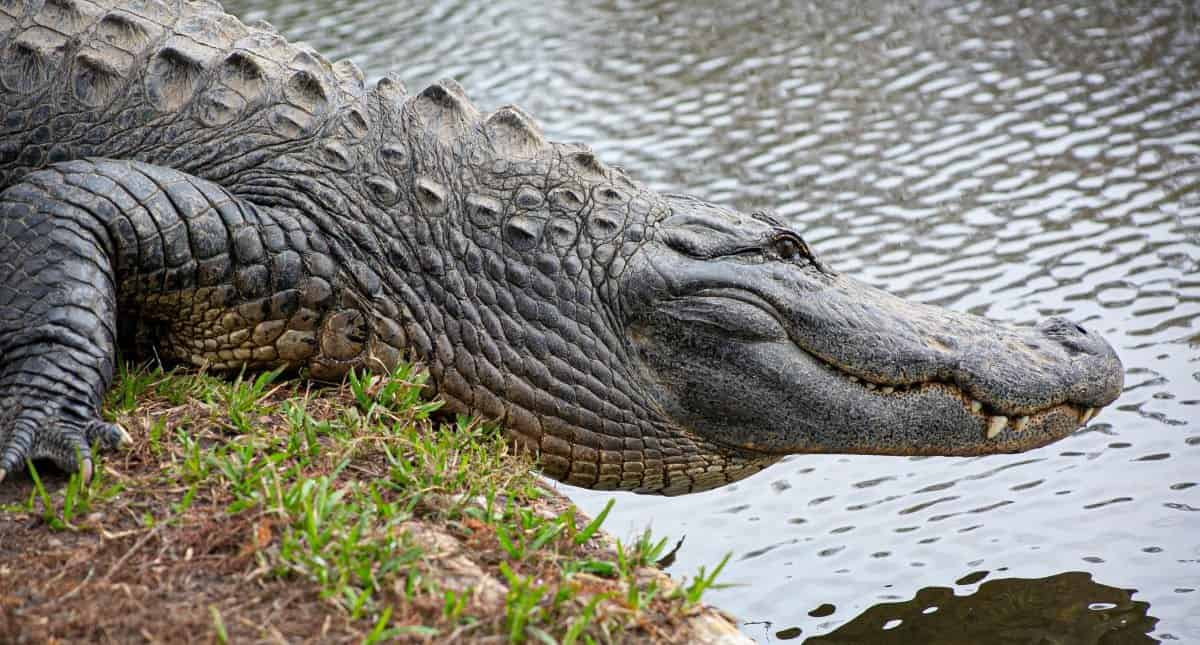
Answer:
[952, 314, 1123, 418]
[1036, 315, 1124, 409]
[627, 240, 1126, 465]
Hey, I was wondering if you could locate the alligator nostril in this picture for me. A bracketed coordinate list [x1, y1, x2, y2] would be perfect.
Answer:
[1033, 317, 1096, 357]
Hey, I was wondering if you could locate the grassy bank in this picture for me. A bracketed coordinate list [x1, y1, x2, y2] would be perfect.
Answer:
[0, 363, 742, 643]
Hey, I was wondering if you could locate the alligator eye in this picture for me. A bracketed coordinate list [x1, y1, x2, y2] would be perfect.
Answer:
[772, 234, 809, 261]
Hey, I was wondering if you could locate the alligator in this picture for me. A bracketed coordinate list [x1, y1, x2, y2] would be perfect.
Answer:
[0, 0, 1123, 496]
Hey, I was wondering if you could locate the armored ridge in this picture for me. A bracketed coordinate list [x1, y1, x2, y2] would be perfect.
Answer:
[0, 0, 1123, 495]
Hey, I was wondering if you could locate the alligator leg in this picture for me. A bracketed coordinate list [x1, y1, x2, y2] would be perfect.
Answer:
[0, 158, 333, 481]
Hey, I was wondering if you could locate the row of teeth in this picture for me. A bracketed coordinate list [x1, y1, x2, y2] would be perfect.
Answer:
[980, 406, 1097, 439]
[818, 357, 1100, 438]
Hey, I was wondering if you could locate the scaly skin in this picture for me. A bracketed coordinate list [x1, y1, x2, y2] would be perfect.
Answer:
[0, 0, 1123, 495]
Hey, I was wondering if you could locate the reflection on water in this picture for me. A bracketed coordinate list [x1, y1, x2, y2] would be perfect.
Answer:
[799, 572, 1156, 644]
[222, 0, 1200, 641]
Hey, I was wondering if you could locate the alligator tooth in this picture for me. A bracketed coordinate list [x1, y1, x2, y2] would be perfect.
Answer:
[1080, 408, 1096, 425]
[1012, 416, 1029, 432]
[865, 382, 876, 390]
[986, 416, 1007, 439]
[880, 386, 894, 394]
[970, 400, 982, 414]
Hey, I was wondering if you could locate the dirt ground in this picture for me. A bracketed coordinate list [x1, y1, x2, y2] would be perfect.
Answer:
[0, 374, 748, 644]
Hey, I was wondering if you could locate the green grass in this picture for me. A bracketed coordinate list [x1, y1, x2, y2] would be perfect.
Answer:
[11, 456, 124, 530]
[8, 360, 735, 643]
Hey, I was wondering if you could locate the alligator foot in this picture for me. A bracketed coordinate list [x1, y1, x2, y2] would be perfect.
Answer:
[0, 158, 313, 484]
[0, 163, 132, 483]
[0, 419, 131, 484]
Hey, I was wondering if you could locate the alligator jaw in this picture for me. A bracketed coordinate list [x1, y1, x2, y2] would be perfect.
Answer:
[805, 351, 1105, 452]
[635, 318, 1119, 459]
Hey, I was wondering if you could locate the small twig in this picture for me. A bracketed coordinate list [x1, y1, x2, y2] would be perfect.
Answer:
[445, 621, 483, 642]
[656, 536, 686, 569]
[103, 526, 160, 581]
[264, 624, 289, 645]
[258, 382, 287, 405]
[58, 567, 94, 602]
[102, 463, 129, 482]
[43, 560, 73, 589]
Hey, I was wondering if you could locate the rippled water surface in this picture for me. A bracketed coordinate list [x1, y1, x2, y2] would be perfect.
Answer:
[226, 0, 1199, 640]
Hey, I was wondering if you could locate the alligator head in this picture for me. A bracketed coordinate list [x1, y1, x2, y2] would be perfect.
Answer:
[620, 196, 1123, 460]
[377, 83, 1124, 495]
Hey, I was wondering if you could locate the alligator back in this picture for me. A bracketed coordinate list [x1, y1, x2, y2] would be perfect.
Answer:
[0, 0, 368, 191]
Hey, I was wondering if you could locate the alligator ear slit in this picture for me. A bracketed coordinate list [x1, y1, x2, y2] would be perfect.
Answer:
[750, 210, 784, 226]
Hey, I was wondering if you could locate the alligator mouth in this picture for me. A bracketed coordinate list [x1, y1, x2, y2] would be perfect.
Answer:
[807, 352, 1102, 443]
[692, 288, 1104, 446]
[634, 265, 1122, 460]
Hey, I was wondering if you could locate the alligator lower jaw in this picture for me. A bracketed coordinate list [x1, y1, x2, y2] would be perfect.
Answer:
[810, 354, 1102, 444]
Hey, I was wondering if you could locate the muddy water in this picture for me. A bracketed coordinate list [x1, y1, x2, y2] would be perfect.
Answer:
[226, 1, 1199, 640]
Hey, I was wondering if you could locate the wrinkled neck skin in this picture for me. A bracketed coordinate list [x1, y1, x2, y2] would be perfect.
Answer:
[268, 81, 1122, 496]
[258, 82, 771, 495]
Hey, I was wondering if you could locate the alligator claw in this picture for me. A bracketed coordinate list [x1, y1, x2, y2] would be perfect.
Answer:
[0, 419, 129, 484]
[116, 424, 134, 447]
[88, 421, 133, 451]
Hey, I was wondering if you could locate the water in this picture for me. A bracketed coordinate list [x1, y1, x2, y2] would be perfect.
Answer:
[226, 0, 1200, 640]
